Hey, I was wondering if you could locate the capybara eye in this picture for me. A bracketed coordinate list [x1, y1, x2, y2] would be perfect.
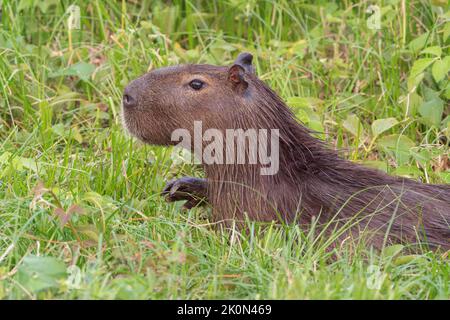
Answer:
[189, 79, 204, 90]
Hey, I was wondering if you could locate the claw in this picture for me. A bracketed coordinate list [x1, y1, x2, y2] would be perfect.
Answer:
[169, 182, 181, 197]
[161, 177, 208, 209]
[162, 179, 176, 195]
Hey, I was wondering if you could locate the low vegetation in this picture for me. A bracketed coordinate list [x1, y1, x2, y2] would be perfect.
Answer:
[0, 0, 448, 299]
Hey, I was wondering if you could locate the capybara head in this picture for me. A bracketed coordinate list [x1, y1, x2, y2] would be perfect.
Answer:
[122, 53, 272, 145]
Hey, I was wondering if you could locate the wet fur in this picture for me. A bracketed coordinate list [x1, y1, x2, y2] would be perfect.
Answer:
[123, 56, 450, 251]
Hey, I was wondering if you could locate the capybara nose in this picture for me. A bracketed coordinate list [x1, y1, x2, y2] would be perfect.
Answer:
[122, 88, 137, 109]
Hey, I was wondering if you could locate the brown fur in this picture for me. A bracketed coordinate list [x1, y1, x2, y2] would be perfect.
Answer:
[122, 53, 450, 251]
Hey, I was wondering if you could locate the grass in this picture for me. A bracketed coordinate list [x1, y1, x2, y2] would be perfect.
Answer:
[0, 0, 449, 299]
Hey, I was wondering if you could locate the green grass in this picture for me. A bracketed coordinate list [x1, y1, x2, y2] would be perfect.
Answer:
[0, 0, 449, 299]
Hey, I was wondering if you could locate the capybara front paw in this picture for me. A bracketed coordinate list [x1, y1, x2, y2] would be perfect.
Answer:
[162, 177, 208, 209]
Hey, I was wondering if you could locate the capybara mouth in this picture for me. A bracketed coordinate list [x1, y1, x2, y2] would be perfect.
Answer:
[121, 106, 168, 145]
[121, 107, 141, 139]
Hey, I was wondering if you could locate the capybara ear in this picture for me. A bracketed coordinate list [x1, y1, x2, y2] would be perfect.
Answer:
[234, 52, 254, 74]
[227, 64, 248, 92]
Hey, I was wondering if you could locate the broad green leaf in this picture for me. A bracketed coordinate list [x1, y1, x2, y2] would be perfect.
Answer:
[296, 109, 310, 124]
[432, 59, 446, 82]
[420, 46, 441, 57]
[410, 58, 436, 78]
[377, 134, 415, 165]
[17, 157, 39, 173]
[408, 33, 430, 53]
[418, 95, 444, 127]
[68, 62, 96, 81]
[382, 244, 404, 260]
[287, 97, 324, 109]
[444, 55, 450, 70]
[443, 115, 450, 131]
[16, 255, 67, 293]
[400, 92, 423, 116]
[70, 127, 83, 144]
[362, 160, 388, 172]
[49, 62, 95, 81]
[0, 152, 45, 177]
[393, 165, 423, 179]
[343, 114, 363, 137]
[432, 56, 450, 82]
[410, 148, 431, 165]
[407, 72, 424, 91]
[444, 21, 450, 42]
[371, 117, 399, 137]
[308, 120, 324, 133]
[439, 171, 450, 183]
[308, 120, 325, 140]
[431, 0, 448, 7]
[393, 255, 426, 266]
[83, 191, 117, 211]
[52, 124, 83, 143]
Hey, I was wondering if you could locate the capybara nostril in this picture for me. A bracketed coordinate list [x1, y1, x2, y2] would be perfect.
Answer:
[122, 91, 137, 109]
